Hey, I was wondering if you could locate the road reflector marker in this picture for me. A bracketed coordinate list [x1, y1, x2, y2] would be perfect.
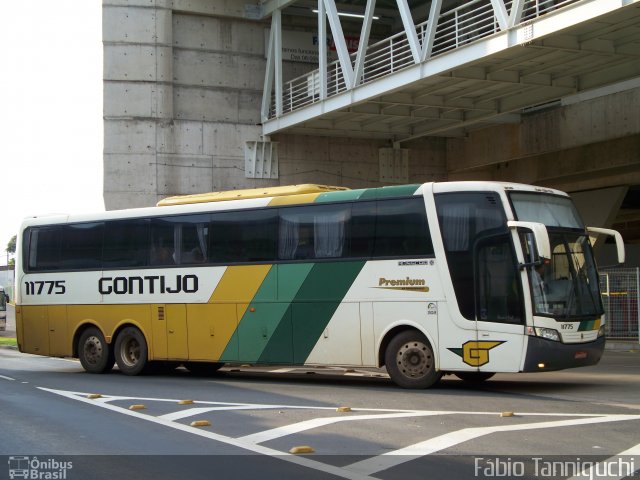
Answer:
[336, 407, 352, 413]
[87, 394, 102, 399]
[289, 446, 315, 454]
[178, 400, 194, 405]
[190, 420, 211, 427]
[129, 404, 146, 411]
[500, 411, 515, 417]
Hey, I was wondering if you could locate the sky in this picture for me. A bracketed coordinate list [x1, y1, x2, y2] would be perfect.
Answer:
[0, 1, 104, 265]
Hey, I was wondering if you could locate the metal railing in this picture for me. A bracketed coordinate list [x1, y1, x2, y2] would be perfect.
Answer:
[600, 268, 640, 342]
[268, 0, 579, 119]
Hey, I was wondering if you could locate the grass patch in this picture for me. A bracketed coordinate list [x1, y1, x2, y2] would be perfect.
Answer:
[0, 337, 17, 347]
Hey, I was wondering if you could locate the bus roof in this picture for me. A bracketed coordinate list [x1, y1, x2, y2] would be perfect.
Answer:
[19, 182, 569, 228]
[156, 184, 349, 207]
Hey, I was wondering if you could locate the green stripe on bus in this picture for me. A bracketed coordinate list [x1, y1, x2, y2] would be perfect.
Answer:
[359, 184, 421, 199]
[258, 261, 366, 364]
[314, 189, 367, 203]
[314, 184, 421, 203]
[220, 263, 314, 363]
[578, 320, 597, 331]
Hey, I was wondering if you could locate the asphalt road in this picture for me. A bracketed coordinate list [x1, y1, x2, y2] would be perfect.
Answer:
[1, 304, 639, 479]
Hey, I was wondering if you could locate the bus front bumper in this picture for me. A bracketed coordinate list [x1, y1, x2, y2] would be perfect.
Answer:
[522, 336, 605, 372]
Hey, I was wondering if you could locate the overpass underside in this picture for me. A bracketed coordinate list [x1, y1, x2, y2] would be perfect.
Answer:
[258, 0, 640, 250]
[261, 0, 640, 143]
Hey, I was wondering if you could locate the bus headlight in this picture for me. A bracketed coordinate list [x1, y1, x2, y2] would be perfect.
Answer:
[598, 326, 605, 338]
[535, 328, 560, 342]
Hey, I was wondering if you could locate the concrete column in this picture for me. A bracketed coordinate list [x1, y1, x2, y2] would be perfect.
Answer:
[103, 0, 173, 209]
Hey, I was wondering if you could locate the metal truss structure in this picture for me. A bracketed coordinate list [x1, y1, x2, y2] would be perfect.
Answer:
[260, 0, 640, 143]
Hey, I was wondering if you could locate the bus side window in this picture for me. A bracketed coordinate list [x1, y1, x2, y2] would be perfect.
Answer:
[373, 198, 433, 258]
[350, 201, 375, 258]
[103, 220, 150, 268]
[210, 209, 277, 263]
[278, 204, 350, 261]
[150, 219, 175, 266]
[61, 223, 104, 269]
[28, 227, 63, 271]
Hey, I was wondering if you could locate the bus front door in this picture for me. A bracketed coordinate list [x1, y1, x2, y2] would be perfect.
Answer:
[473, 234, 525, 373]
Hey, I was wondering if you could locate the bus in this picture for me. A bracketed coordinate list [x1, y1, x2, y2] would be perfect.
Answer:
[15, 182, 625, 388]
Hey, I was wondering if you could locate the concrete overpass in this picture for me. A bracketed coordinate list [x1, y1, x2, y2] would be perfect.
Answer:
[102, 0, 640, 262]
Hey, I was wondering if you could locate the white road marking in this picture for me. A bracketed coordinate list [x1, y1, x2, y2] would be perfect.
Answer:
[160, 405, 288, 421]
[345, 415, 640, 476]
[239, 411, 445, 444]
[0, 374, 15, 381]
[39, 387, 375, 480]
[567, 442, 640, 480]
[38, 387, 640, 480]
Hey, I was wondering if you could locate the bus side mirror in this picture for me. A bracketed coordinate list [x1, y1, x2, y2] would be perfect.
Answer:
[507, 221, 551, 262]
[587, 227, 625, 265]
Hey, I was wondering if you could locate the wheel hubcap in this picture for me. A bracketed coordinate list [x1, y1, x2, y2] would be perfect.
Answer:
[120, 337, 140, 367]
[84, 336, 103, 365]
[397, 341, 432, 378]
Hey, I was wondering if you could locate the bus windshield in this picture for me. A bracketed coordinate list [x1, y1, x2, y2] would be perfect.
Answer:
[0, 292, 6, 311]
[510, 192, 603, 319]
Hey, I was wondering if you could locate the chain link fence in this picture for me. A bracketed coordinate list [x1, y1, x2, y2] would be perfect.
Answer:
[600, 268, 639, 342]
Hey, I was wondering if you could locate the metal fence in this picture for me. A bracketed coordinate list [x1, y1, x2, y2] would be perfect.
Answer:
[600, 268, 639, 342]
[270, 0, 580, 119]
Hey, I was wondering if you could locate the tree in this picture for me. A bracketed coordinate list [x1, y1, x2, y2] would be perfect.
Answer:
[6, 235, 16, 268]
[6, 235, 16, 254]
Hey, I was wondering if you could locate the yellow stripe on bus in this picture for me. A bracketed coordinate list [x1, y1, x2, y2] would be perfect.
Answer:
[267, 193, 322, 206]
[180, 265, 273, 361]
[208, 265, 272, 305]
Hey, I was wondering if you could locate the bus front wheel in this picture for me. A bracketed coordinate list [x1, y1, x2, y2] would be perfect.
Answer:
[114, 327, 148, 376]
[385, 330, 441, 389]
[78, 327, 115, 374]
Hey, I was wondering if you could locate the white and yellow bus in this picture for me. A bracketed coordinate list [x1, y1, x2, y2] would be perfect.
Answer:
[15, 182, 624, 388]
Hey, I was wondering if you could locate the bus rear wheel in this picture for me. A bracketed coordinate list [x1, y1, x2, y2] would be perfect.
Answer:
[114, 327, 148, 376]
[78, 327, 114, 374]
[385, 330, 441, 389]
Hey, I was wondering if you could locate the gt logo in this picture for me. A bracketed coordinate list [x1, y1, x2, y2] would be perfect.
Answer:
[449, 341, 505, 367]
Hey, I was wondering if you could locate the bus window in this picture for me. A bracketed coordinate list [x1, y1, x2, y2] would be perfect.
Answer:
[436, 192, 506, 320]
[350, 201, 375, 258]
[373, 198, 433, 258]
[150, 215, 210, 265]
[150, 218, 175, 266]
[103, 219, 150, 268]
[27, 227, 63, 271]
[278, 204, 350, 260]
[61, 223, 103, 270]
[210, 209, 278, 263]
[475, 235, 523, 324]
